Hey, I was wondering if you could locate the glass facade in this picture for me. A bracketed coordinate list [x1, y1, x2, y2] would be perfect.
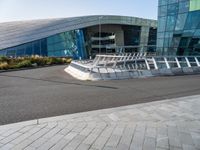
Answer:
[2, 39, 47, 58]
[123, 25, 141, 46]
[47, 30, 87, 59]
[190, 0, 200, 11]
[0, 23, 157, 59]
[148, 27, 157, 52]
[157, 0, 200, 56]
[0, 29, 87, 59]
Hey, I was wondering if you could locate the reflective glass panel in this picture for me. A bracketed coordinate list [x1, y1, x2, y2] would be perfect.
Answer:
[194, 29, 200, 37]
[0, 50, 7, 56]
[25, 44, 33, 55]
[16, 48, 25, 56]
[179, 1, 189, 13]
[33, 41, 40, 55]
[158, 17, 167, 32]
[190, 0, 200, 11]
[184, 11, 200, 29]
[166, 15, 177, 31]
[175, 13, 187, 31]
[167, 3, 178, 15]
[168, 0, 178, 4]
[159, 0, 168, 6]
[159, 5, 167, 17]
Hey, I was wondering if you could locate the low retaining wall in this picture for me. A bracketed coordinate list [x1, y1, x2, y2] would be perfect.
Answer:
[65, 63, 200, 81]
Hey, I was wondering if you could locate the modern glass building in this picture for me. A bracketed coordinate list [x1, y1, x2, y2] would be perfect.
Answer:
[0, 15, 157, 59]
[157, 0, 200, 56]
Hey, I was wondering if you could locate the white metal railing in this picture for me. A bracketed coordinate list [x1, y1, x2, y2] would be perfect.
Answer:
[91, 35, 115, 41]
[91, 44, 116, 49]
[69, 53, 200, 80]
[90, 54, 200, 70]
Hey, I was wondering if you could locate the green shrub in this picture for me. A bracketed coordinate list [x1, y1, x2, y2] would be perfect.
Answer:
[45, 57, 61, 65]
[52, 57, 63, 64]
[15, 60, 32, 68]
[30, 57, 47, 66]
[45, 57, 53, 65]
[60, 58, 72, 64]
[9, 58, 20, 65]
[0, 56, 72, 70]
[0, 62, 9, 70]
[0, 56, 9, 63]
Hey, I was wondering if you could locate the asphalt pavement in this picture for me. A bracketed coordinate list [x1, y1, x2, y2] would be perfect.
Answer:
[0, 65, 200, 125]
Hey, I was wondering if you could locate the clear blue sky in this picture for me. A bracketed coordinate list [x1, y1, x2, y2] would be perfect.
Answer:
[0, 0, 158, 23]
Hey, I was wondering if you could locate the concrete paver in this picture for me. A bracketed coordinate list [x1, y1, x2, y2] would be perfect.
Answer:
[0, 95, 200, 150]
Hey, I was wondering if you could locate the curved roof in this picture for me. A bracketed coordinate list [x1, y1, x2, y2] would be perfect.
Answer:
[0, 15, 157, 50]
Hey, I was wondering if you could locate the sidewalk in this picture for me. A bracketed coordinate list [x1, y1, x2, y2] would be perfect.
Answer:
[0, 95, 200, 150]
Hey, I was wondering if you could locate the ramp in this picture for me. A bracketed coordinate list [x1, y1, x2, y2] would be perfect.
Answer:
[65, 53, 200, 80]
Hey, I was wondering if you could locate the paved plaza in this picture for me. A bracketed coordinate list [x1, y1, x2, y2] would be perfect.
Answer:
[0, 95, 199, 150]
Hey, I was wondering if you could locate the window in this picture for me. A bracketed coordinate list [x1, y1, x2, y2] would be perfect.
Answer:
[48, 51, 54, 57]
[158, 17, 167, 32]
[54, 42, 65, 50]
[0, 50, 7, 56]
[157, 32, 165, 39]
[175, 13, 187, 31]
[179, 37, 189, 48]
[157, 38, 164, 48]
[158, 5, 167, 17]
[123, 25, 141, 46]
[171, 37, 181, 47]
[179, 1, 189, 13]
[6, 49, 16, 57]
[159, 0, 168, 6]
[182, 30, 195, 37]
[194, 29, 200, 37]
[148, 28, 157, 45]
[16, 48, 25, 56]
[190, 0, 200, 11]
[184, 11, 200, 29]
[156, 47, 164, 55]
[167, 3, 178, 15]
[46, 30, 86, 59]
[189, 38, 199, 48]
[47, 36, 54, 45]
[164, 38, 170, 47]
[33, 41, 40, 55]
[168, 0, 178, 4]
[54, 50, 62, 57]
[166, 15, 177, 31]
[165, 32, 173, 38]
[53, 34, 65, 43]
[25, 44, 33, 55]
[41, 39, 47, 56]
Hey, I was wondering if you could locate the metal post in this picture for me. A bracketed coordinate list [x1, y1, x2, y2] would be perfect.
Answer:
[123, 54, 127, 68]
[185, 57, 191, 67]
[164, 57, 170, 69]
[195, 57, 200, 67]
[175, 57, 181, 68]
[144, 58, 150, 70]
[135, 59, 137, 70]
[94, 55, 101, 67]
[152, 57, 158, 70]
[99, 16, 103, 54]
